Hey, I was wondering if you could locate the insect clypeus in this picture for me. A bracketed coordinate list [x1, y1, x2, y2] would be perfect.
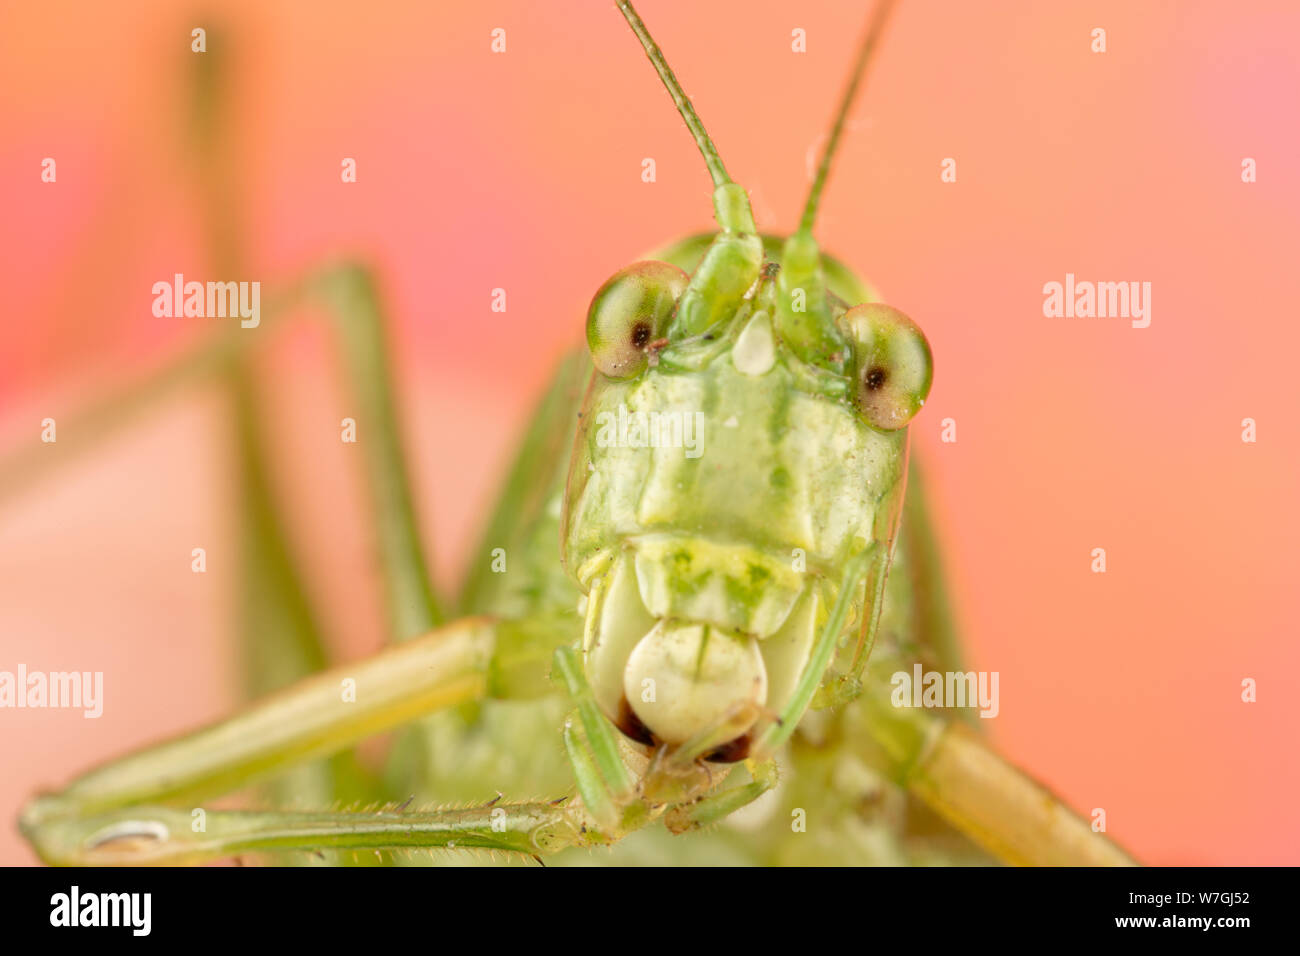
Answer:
[14, 0, 1136, 866]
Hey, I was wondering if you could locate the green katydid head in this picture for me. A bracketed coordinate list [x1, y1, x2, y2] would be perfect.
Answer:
[587, 0, 931, 430]
[566, 0, 928, 777]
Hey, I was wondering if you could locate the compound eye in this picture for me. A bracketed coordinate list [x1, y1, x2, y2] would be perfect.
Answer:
[586, 261, 688, 379]
[842, 303, 933, 430]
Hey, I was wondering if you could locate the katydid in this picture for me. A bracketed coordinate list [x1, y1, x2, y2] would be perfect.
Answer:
[14, 0, 1135, 866]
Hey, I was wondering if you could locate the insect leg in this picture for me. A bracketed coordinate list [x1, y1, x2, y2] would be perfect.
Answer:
[232, 354, 383, 829]
[23, 799, 589, 866]
[755, 547, 879, 756]
[20, 618, 494, 837]
[0, 261, 445, 643]
[308, 264, 444, 638]
[552, 646, 677, 842]
[552, 646, 635, 801]
[850, 653, 1138, 866]
[18, 612, 590, 863]
[561, 718, 623, 832]
[187, 30, 371, 817]
[663, 759, 779, 834]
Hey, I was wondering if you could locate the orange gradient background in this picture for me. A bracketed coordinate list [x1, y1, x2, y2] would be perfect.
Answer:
[1, 0, 1297, 865]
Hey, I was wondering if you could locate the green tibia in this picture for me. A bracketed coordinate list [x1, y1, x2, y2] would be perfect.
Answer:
[310, 265, 444, 639]
[20, 619, 495, 831]
[847, 650, 1138, 867]
[26, 803, 589, 867]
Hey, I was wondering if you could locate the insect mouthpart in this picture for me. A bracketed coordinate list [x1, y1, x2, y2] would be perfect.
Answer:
[575, 539, 835, 767]
[622, 620, 768, 752]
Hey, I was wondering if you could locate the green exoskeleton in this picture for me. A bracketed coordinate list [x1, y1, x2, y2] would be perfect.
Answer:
[14, 0, 1135, 866]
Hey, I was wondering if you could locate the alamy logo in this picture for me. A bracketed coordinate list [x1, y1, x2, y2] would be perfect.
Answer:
[50, 886, 151, 936]
[594, 403, 704, 459]
[1042, 273, 1151, 328]
[152, 273, 261, 328]
[890, 664, 1000, 718]
[0, 665, 102, 718]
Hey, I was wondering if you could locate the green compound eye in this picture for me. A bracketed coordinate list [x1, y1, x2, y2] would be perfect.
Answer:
[842, 303, 933, 430]
[586, 261, 689, 379]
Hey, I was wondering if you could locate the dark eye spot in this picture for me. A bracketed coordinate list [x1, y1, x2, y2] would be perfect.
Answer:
[631, 322, 652, 348]
[864, 365, 888, 391]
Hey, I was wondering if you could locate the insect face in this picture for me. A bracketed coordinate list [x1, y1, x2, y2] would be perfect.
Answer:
[565, 258, 917, 761]
[562, 0, 926, 766]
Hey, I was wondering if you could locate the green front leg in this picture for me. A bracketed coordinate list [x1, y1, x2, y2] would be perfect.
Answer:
[26, 801, 592, 867]
[832, 458, 1139, 866]
[18, 614, 592, 866]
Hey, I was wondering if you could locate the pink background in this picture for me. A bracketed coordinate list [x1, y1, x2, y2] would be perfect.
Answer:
[1, 0, 1297, 865]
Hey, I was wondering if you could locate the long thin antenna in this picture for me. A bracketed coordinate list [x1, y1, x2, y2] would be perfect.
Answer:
[798, 0, 899, 234]
[617, 0, 732, 188]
